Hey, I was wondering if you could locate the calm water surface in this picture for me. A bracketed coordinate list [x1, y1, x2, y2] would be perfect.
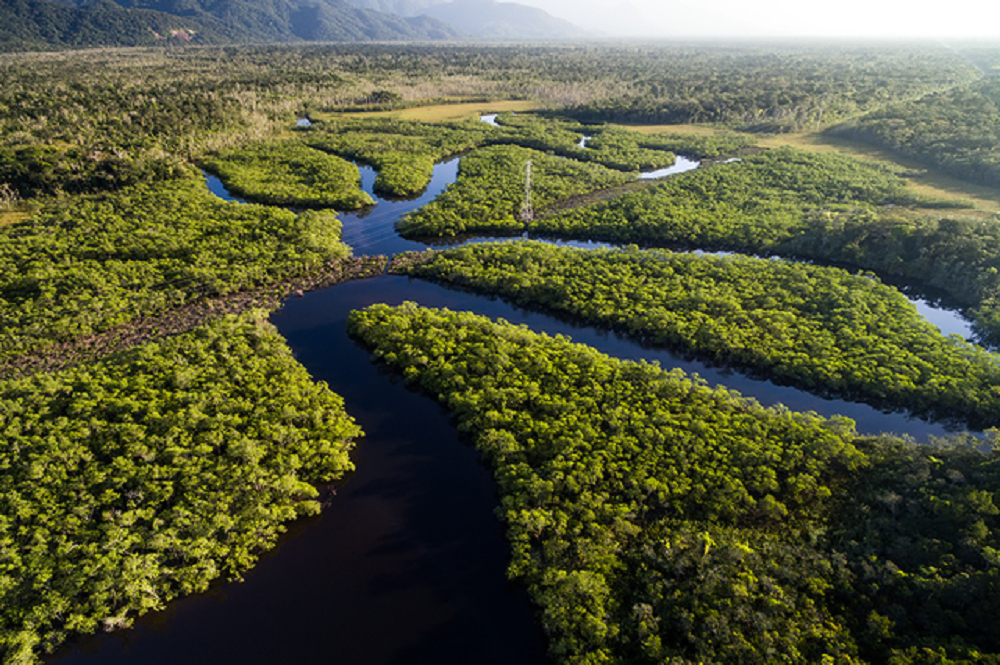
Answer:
[54, 148, 984, 663]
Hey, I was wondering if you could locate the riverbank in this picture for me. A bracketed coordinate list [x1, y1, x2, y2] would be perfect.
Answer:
[0, 255, 387, 380]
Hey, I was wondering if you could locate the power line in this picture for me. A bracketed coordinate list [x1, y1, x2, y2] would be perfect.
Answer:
[520, 159, 533, 223]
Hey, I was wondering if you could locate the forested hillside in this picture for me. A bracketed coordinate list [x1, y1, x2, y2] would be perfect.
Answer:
[0, 0, 219, 52]
[0, 0, 463, 52]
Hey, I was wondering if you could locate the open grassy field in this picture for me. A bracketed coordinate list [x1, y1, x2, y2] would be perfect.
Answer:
[323, 99, 541, 123]
[619, 123, 727, 137]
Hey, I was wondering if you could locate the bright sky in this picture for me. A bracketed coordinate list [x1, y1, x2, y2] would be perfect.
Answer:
[520, 0, 1000, 38]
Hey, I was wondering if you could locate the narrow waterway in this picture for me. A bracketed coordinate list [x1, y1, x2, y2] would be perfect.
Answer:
[337, 159, 463, 255]
[205, 153, 977, 342]
[50, 145, 984, 664]
[48, 272, 968, 664]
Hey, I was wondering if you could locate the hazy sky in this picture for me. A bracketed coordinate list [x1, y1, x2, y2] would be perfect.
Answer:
[519, 0, 1000, 39]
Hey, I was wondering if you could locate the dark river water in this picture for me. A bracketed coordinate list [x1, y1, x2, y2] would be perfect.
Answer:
[53, 149, 982, 664]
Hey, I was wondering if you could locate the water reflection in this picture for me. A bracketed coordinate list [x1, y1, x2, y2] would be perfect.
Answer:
[637, 154, 702, 179]
[912, 298, 975, 339]
[202, 171, 246, 203]
[338, 158, 462, 256]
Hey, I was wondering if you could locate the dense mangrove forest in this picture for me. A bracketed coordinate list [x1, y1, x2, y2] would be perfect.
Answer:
[348, 302, 1000, 665]
[1, 41, 1000, 665]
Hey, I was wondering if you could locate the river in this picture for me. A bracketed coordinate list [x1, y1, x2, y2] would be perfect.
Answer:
[52, 146, 982, 664]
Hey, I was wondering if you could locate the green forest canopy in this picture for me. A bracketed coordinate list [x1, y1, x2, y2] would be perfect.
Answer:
[0, 312, 361, 663]
[348, 302, 1000, 665]
[2, 40, 1000, 665]
[0, 179, 350, 361]
[401, 241, 1000, 428]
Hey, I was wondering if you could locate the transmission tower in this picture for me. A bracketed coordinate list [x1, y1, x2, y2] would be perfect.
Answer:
[520, 159, 534, 223]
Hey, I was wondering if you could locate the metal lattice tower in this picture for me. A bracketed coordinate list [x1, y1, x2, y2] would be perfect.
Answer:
[520, 159, 534, 223]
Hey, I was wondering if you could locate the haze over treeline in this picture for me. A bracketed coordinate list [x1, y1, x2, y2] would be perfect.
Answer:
[511, 0, 1000, 39]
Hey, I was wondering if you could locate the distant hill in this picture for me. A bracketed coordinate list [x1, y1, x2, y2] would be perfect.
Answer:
[342, 0, 442, 15]
[0, 0, 223, 51]
[0, 0, 465, 52]
[348, 0, 588, 39]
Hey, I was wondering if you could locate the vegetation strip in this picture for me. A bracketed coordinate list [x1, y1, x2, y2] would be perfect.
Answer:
[348, 302, 1000, 664]
[0, 179, 354, 362]
[528, 146, 1000, 343]
[396, 145, 635, 238]
[1, 256, 386, 381]
[398, 241, 1000, 428]
[0, 312, 361, 664]
[201, 142, 374, 209]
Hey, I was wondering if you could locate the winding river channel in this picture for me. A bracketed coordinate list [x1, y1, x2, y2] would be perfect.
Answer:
[52, 146, 980, 664]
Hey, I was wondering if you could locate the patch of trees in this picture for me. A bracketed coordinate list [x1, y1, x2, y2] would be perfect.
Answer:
[397, 144, 633, 238]
[487, 113, 751, 165]
[402, 241, 1000, 429]
[616, 128, 757, 160]
[0, 312, 361, 664]
[0, 145, 191, 200]
[830, 75, 1000, 189]
[306, 117, 494, 197]
[347, 302, 1000, 664]
[305, 114, 711, 198]
[490, 114, 679, 171]
[202, 141, 373, 209]
[535, 147, 921, 250]
[0, 179, 351, 362]
[526, 147, 1000, 342]
[553, 44, 980, 132]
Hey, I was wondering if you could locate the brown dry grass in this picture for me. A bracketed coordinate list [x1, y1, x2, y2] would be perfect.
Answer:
[0, 211, 30, 227]
[619, 123, 725, 137]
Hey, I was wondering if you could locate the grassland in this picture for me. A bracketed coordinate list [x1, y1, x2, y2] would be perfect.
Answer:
[319, 99, 541, 123]
[619, 123, 727, 137]
[0, 211, 30, 227]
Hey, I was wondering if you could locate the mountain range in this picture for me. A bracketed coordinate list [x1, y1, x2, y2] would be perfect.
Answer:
[345, 0, 587, 38]
[0, 0, 587, 51]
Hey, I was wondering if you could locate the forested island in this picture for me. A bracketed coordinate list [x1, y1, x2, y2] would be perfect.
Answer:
[2, 41, 1000, 665]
